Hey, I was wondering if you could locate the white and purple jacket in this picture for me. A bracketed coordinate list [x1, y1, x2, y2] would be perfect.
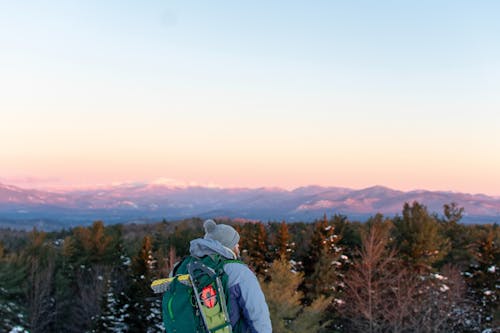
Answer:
[189, 238, 272, 333]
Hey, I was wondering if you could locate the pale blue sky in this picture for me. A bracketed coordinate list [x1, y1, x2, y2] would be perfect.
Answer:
[1, 1, 499, 194]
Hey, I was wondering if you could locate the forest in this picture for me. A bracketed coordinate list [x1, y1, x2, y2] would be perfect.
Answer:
[0, 201, 498, 333]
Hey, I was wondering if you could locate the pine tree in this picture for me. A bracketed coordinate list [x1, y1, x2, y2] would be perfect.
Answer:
[93, 278, 129, 332]
[0, 254, 29, 332]
[443, 202, 464, 224]
[92, 226, 131, 333]
[126, 236, 163, 332]
[166, 219, 203, 257]
[261, 257, 331, 333]
[239, 223, 254, 259]
[393, 202, 450, 272]
[55, 221, 120, 333]
[273, 221, 292, 261]
[24, 229, 56, 333]
[240, 222, 270, 276]
[464, 225, 500, 330]
[303, 215, 337, 275]
[440, 203, 471, 267]
[331, 214, 361, 257]
[302, 214, 345, 303]
[253, 222, 270, 275]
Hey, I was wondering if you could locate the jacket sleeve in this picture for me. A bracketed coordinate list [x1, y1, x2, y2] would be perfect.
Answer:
[233, 265, 272, 333]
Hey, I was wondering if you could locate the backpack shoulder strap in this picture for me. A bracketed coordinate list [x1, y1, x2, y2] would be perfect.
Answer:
[208, 254, 246, 270]
[222, 259, 245, 265]
[170, 258, 183, 276]
[171, 255, 198, 276]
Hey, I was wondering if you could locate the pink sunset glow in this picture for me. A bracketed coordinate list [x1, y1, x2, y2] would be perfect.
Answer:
[1, 1, 499, 196]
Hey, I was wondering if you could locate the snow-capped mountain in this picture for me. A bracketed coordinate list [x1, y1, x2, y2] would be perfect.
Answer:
[0, 183, 499, 229]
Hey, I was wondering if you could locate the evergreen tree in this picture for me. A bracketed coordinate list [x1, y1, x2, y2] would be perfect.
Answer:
[303, 214, 345, 302]
[24, 229, 56, 333]
[240, 222, 270, 276]
[331, 214, 360, 249]
[261, 257, 331, 333]
[440, 203, 471, 267]
[253, 222, 270, 275]
[93, 226, 131, 333]
[92, 278, 129, 332]
[3, 215, 500, 332]
[443, 202, 464, 224]
[393, 202, 450, 272]
[464, 225, 500, 330]
[238, 222, 254, 259]
[272, 221, 293, 261]
[55, 221, 120, 333]
[303, 215, 330, 276]
[166, 219, 203, 257]
[126, 236, 163, 332]
[152, 223, 173, 277]
[0, 254, 29, 332]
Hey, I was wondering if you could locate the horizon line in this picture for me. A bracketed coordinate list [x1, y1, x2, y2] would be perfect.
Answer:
[1, 180, 498, 198]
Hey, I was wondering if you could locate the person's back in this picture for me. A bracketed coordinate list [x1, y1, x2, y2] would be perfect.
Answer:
[177, 219, 272, 333]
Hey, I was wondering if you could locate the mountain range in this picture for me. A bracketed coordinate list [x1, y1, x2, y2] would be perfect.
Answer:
[1, 182, 499, 230]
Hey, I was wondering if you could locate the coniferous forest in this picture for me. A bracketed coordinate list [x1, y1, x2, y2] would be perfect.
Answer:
[0, 202, 498, 333]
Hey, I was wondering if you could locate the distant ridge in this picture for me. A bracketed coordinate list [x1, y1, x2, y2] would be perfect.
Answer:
[0, 182, 499, 229]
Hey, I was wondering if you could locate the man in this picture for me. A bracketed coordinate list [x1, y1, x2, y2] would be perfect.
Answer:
[186, 219, 272, 333]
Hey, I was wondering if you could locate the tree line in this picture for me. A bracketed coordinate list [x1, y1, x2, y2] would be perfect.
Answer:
[0, 201, 498, 332]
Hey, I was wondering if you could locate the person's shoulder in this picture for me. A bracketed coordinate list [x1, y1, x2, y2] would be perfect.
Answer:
[223, 259, 248, 272]
[223, 261, 257, 283]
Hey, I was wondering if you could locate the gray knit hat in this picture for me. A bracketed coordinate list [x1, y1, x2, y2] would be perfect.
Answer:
[203, 219, 240, 249]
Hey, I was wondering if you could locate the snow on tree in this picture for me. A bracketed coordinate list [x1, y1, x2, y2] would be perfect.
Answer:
[303, 214, 347, 303]
[464, 225, 500, 331]
[92, 279, 129, 332]
[344, 215, 476, 332]
[0, 255, 29, 333]
[126, 235, 164, 332]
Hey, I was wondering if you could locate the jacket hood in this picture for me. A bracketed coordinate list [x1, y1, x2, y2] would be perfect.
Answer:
[189, 238, 237, 259]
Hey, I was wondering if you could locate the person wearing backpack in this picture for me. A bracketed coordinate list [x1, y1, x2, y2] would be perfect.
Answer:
[161, 219, 272, 333]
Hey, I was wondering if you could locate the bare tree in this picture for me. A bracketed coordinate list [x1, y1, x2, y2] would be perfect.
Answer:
[342, 217, 400, 332]
[383, 268, 421, 333]
[157, 246, 178, 277]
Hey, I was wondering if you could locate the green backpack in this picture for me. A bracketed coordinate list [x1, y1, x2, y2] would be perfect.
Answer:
[151, 255, 243, 333]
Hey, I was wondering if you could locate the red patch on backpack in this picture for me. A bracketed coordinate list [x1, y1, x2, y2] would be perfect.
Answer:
[201, 285, 217, 308]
